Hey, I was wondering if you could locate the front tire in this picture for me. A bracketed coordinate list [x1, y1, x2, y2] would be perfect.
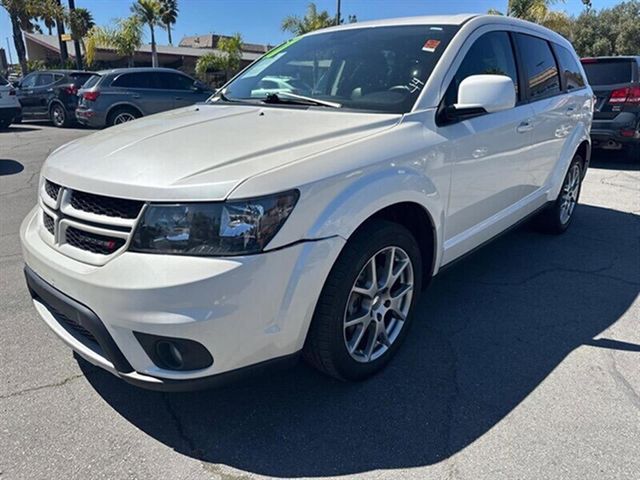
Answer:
[535, 154, 583, 234]
[303, 220, 423, 381]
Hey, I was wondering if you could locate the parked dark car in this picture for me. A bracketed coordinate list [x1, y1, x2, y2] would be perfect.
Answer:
[580, 56, 640, 160]
[15, 70, 96, 127]
[75, 67, 213, 128]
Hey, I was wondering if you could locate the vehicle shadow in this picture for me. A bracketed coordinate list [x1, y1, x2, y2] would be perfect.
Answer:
[590, 149, 639, 171]
[82, 204, 640, 478]
[0, 125, 41, 133]
[0, 159, 25, 176]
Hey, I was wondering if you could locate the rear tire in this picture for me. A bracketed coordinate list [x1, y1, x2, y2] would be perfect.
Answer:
[49, 103, 70, 128]
[107, 106, 140, 127]
[534, 154, 583, 234]
[303, 220, 423, 381]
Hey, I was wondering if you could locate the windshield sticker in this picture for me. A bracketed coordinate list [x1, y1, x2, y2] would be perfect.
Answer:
[422, 39, 441, 53]
[409, 77, 425, 93]
[265, 36, 302, 59]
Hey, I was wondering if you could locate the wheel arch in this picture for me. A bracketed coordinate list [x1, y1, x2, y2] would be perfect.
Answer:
[106, 102, 143, 124]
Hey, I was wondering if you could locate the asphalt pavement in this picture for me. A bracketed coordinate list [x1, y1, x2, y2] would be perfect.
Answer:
[1, 122, 639, 480]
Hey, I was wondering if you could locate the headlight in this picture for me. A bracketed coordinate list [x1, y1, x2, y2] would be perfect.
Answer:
[130, 190, 298, 256]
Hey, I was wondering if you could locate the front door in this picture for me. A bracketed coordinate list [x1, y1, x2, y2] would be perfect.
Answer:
[439, 31, 534, 261]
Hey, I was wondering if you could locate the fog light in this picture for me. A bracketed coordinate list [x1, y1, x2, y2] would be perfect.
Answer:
[134, 332, 213, 371]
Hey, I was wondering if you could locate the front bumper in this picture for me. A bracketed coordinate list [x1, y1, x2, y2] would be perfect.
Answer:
[20, 206, 345, 390]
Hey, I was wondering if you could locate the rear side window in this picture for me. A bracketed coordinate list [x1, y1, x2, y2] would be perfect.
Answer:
[69, 73, 94, 86]
[444, 31, 519, 105]
[112, 72, 154, 88]
[154, 72, 194, 90]
[82, 74, 101, 89]
[36, 73, 55, 86]
[581, 60, 633, 85]
[515, 34, 561, 101]
[554, 45, 586, 91]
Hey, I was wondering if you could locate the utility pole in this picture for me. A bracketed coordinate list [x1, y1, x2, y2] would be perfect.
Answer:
[336, 0, 341, 25]
[67, 0, 83, 69]
[56, 0, 69, 64]
[5, 37, 13, 66]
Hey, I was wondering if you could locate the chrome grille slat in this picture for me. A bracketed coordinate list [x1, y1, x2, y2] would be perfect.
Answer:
[39, 178, 139, 263]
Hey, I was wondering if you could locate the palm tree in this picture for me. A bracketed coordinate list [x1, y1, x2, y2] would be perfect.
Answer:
[39, 0, 62, 35]
[281, 2, 336, 35]
[86, 16, 143, 67]
[159, 0, 178, 45]
[67, 7, 95, 64]
[132, 0, 162, 67]
[0, 0, 42, 74]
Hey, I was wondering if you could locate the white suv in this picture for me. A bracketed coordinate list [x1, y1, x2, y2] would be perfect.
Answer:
[21, 15, 593, 391]
[0, 74, 21, 129]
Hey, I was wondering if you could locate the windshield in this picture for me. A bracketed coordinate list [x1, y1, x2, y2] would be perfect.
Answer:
[220, 25, 458, 114]
[582, 60, 634, 85]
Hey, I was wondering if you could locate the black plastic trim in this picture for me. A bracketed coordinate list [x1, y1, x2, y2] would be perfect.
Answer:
[24, 266, 134, 373]
[119, 351, 301, 392]
[133, 331, 214, 371]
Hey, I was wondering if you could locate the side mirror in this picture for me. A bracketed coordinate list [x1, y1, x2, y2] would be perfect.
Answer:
[192, 81, 207, 93]
[451, 74, 516, 118]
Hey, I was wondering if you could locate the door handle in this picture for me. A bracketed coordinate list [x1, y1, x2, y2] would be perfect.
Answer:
[131, 94, 141, 99]
[175, 97, 183, 100]
[516, 120, 534, 133]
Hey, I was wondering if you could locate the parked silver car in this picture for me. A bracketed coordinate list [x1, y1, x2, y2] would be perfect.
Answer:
[76, 67, 213, 128]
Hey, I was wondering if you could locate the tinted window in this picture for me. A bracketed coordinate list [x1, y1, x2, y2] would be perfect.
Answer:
[224, 25, 459, 114]
[554, 45, 585, 90]
[0, 75, 7, 86]
[515, 34, 561, 100]
[444, 31, 519, 106]
[155, 72, 194, 90]
[36, 73, 55, 86]
[112, 72, 154, 88]
[21, 73, 37, 88]
[69, 72, 94, 85]
[82, 74, 101, 89]
[581, 60, 633, 85]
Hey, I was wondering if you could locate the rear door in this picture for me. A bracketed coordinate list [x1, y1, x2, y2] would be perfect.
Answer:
[513, 33, 570, 191]
[110, 72, 173, 115]
[440, 30, 535, 250]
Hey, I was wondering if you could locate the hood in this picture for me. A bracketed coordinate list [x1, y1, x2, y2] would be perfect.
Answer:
[43, 104, 400, 201]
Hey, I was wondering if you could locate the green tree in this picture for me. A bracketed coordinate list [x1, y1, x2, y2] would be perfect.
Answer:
[86, 16, 143, 67]
[159, 0, 178, 45]
[67, 7, 94, 62]
[131, 0, 162, 67]
[1, 0, 42, 74]
[572, 1, 640, 56]
[281, 2, 336, 35]
[39, 0, 62, 35]
[195, 33, 243, 83]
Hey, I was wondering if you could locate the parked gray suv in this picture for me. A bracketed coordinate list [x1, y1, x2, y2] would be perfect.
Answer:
[76, 67, 213, 128]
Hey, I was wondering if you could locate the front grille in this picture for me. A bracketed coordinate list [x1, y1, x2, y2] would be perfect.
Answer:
[65, 227, 125, 255]
[45, 180, 61, 201]
[43, 213, 55, 235]
[48, 303, 98, 344]
[70, 190, 143, 219]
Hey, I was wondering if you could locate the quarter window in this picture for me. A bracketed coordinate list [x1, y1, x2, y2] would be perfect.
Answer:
[515, 34, 561, 100]
[554, 45, 586, 91]
[444, 31, 519, 106]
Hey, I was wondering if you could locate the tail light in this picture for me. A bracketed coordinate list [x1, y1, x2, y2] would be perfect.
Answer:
[83, 91, 100, 102]
[65, 85, 78, 95]
[609, 87, 640, 104]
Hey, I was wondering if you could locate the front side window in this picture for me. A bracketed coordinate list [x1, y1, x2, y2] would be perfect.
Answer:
[156, 72, 194, 90]
[21, 73, 37, 88]
[221, 25, 459, 114]
[444, 31, 519, 106]
[515, 34, 561, 100]
[554, 45, 585, 91]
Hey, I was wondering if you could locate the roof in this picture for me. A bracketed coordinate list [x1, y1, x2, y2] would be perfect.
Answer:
[308, 13, 478, 35]
[23, 32, 263, 62]
[94, 67, 193, 75]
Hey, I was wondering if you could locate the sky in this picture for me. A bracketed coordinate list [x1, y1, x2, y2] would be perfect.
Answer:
[0, 0, 622, 63]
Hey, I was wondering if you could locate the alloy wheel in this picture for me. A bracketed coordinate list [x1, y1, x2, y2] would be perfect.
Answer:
[559, 163, 581, 224]
[343, 246, 414, 363]
[51, 105, 65, 127]
[113, 112, 136, 124]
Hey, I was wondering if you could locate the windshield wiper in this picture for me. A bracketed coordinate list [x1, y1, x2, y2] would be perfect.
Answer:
[263, 92, 342, 109]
